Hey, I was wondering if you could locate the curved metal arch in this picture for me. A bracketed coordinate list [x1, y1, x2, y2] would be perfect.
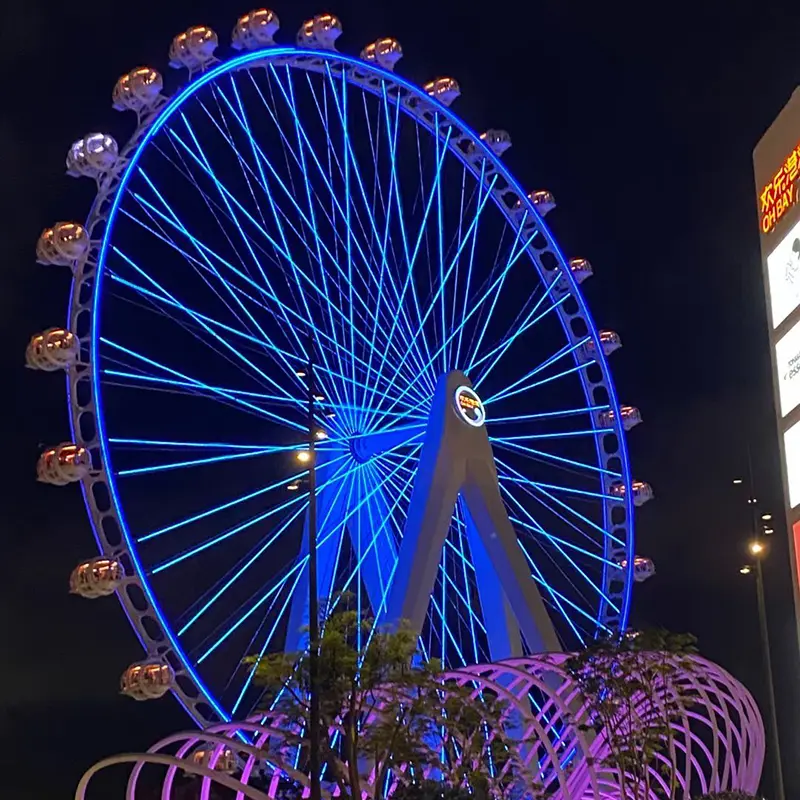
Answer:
[65, 44, 635, 727]
[77, 654, 764, 800]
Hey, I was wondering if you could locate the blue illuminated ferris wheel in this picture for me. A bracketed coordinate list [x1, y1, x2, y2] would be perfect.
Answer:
[29, 10, 654, 727]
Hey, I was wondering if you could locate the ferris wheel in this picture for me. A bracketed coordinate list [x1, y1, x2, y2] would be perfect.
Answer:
[29, 10, 655, 727]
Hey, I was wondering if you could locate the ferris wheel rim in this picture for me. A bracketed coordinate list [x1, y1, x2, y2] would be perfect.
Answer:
[64, 43, 636, 727]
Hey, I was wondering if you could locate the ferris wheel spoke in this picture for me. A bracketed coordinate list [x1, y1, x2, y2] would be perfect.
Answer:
[495, 455, 622, 546]
[313, 69, 430, 408]
[469, 286, 568, 387]
[196, 558, 307, 666]
[101, 337, 305, 431]
[135, 159, 294, 377]
[140, 448, 354, 543]
[101, 369, 306, 410]
[180, 461, 356, 638]
[491, 438, 619, 478]
[390, 167, 500, 387]
[106, 263, 304, 416]
[115, 444, 312, 477]
[500, 483, 618, 600]
[125, 177, 283, 367]
[484, 360, 594, 409]
[302, 67, 431, 409]
[149, 452, 361, 573]
[488, 405, 610, 425]
[368, 221, 538, 432]
[118, 198, 409, 411]
[375, 82, 436, 393]
[205, 80, 363, 404]
[263, 66, 357, 430]
[364, 125, 454, 427]
[181, 501, 309, 641]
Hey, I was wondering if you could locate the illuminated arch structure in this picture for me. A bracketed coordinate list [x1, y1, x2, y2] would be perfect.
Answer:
[76, 654, 764, 800]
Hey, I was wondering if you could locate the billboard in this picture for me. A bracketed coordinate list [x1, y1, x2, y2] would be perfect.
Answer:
[767, 217, 800, 326]
[776, 318, 800, 415]
[785, 419, 800, 508]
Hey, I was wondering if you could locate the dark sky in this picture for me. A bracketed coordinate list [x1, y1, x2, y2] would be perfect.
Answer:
[3, 0, 800, 797]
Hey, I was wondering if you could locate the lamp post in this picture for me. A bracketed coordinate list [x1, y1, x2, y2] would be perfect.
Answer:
[734, 465, 785, 800]
[304, 342, 321, 800]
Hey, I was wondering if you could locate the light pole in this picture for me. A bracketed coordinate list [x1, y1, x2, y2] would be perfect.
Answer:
[304, 340, 321, 800]
[734, 465, 785, 800]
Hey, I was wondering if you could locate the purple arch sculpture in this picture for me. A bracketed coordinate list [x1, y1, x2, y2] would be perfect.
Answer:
[75, 654, 764, 800]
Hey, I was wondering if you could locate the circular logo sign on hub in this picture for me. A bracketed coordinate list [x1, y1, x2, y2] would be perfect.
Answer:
[454, 385, 486, 427]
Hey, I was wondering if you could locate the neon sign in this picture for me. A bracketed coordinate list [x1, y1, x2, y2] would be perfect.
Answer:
[760, 142, 800, 234]
[454, 385, 485, 427]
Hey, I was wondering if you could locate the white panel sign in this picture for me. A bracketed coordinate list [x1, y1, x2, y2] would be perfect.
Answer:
[785, 419, 800, 508]
[767, 217, 800, 327]
[776, 319, 800, 416]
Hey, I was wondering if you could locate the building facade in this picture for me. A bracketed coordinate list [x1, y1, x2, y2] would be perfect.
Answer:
[754, 87, 800, 628]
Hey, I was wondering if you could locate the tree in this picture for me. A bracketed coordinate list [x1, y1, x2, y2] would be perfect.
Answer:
[562, 629, 698, 800]
[245, 602, 538, 800]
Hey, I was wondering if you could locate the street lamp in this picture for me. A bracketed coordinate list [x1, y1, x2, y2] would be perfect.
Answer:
[295, 338, 321, 800]
[748, 540, 765, 556]
[733, 463, 785, 800]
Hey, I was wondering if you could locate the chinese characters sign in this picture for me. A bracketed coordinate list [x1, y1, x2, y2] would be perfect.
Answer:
[760, 142, 800, 234]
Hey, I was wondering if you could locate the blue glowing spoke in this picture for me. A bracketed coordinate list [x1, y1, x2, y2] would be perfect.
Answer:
[368, 222, 540, 432]
[141, 449, 353, 542]
[116, 445, 317, 477]
[265, 67, 354, 432]
[365, 125, 455, 431]
[103, 370, 305, 408]
[488, 406, 609, 424]
[470, 289, 569, 388]
[151, 453, 360, 571]
[490, 438, 620, 478]
[108, 266, 305, 381]
[215, 78, 358, 402]
[484, 361, 594, 408]
[496, 430, 607, 442]
[102, 337, 305, 431]
[233, 72, 426, 403]
[109, 239, 295, 403]
[496, 455, 624, 546]
[183, 502, 307, 638]
[482, 338, 589, 406]
[300, 69, 431, 416]
[318, 65, 431, 393]
[198, 560, 306, 664]
[181, 461, 355, 637]
[133, 164, 300, 394]
[372, 170, 500, 427]
[465, 219, 529, 366]
[110, 250, 417, 416]
[501, 475, 618, 503]
[520, 541, 608, 639]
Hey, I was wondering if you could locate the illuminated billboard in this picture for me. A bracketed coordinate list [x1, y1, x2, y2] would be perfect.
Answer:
[785, 419, 800, 508]
[767, 217, 800, 326]
[776, 319, 800, 415]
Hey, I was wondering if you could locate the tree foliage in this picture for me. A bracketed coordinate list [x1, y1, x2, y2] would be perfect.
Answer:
[562, 628, 698, 800]
[245, 602, 539, 800]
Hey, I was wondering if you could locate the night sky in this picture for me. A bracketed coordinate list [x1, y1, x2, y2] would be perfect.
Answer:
[3, 1, 800, 797]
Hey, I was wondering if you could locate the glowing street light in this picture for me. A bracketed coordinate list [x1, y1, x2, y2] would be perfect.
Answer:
[733, 478, 743, 485]
[764, 527, 774, 535]
[296, 450, 311, 464]
[315, 430, 328, 440]
[761, 513, 772, 521]
[749, 540, 765, 556]
[740, 565, 752, 575]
